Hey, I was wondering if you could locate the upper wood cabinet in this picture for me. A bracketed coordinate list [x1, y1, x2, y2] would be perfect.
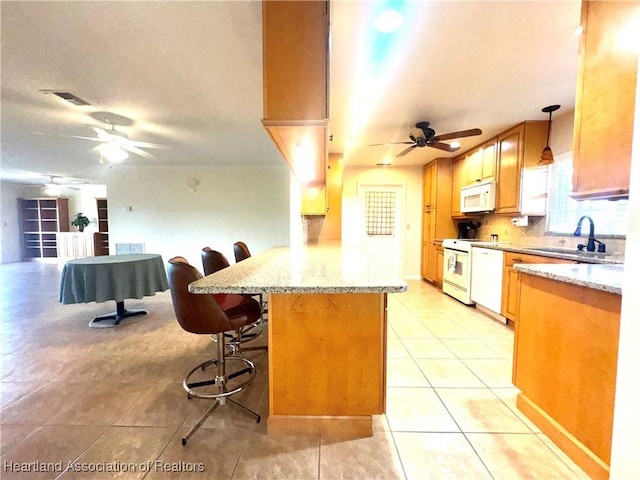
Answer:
[495, 121, 548, 216]
[451, 139, 496, 218]
[451, 156, 466, 217]
[571, 0, 639, 200]
[262, 1, 330, 187]
[466, 140, 497, 185]
[301, 153, 343, 217]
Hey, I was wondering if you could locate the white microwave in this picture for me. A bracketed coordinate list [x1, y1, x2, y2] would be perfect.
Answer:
[460, 180, 496, 213]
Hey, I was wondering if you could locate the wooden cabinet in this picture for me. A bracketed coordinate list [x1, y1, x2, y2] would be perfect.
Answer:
[514, 273, 621, 479]
[451, 156, 466, 217]
[262, 0, 329, 187]
[495, 121, 548, 215]
[58, 232, 94, 258]
[451, 139, 497, 218]
[96, 198, 108, 232]
[301, 185, 327, 215]
[421, 159, 457, 284]
[18, 198, 69, 259]
[435, 244, 445, 288]
[501, 251, 577, 324]
[571, 0, 639, 200]
[94, 198, 109, 256]
[466, 140, 497, 184]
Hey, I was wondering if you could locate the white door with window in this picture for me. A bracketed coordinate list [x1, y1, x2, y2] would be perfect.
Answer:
[358, 184, 405, 277]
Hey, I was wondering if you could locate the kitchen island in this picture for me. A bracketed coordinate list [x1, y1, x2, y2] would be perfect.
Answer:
[189, 245, 407, 436]
[513, 262, 623, 480]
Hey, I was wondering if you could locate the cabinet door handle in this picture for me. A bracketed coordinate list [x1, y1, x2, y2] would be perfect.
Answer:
[512, 258, 523, 264]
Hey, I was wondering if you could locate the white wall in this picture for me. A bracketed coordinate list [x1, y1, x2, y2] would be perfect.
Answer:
[106, 165, 290, 267]
[342, 165, 423, 279]
[610, 62, 640, 479]
[0, 181, 25, 263]
[66, 185, 108, 233]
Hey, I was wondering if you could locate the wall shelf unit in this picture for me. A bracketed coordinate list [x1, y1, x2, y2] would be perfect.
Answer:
[19, 198, 69, 259]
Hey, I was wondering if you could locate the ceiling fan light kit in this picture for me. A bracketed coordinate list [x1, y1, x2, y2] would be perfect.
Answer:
[538, 104, 561, 165]
[98, 142, 129, 163]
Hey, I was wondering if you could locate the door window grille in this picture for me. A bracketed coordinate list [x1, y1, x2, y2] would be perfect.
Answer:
[365, 191, 396, 236]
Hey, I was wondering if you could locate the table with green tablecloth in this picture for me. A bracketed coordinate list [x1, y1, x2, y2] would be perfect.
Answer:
[59, 253, 168, 326]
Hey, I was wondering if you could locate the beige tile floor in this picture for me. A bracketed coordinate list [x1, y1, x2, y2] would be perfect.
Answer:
[0, 261, 592, 479]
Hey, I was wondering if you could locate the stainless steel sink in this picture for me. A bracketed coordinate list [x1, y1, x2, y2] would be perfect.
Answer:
[525, 246, 616, 258]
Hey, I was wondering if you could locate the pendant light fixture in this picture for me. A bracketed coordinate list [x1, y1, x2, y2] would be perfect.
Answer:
[539, 104, 561, 165]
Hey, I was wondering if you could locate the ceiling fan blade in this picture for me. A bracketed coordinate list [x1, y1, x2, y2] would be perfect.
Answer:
[428, 141, 460, 152]
[33, 132, 100, 142]
[128, 140, 167, 149]
[369, 141, 414, 147]
[431, 128, 482, 142]
[396, 145, 417, 157]
[124, 145, 157, 160]
[92, 127, 111, 140]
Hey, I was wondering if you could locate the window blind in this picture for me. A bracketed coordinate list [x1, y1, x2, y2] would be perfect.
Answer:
[546, 152, 628, 236]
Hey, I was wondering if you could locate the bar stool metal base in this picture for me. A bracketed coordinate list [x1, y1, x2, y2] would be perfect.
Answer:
[181, 332, 259, 445]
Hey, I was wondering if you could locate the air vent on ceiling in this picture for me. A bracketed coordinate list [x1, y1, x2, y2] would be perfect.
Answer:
[40, 90, 91, 107]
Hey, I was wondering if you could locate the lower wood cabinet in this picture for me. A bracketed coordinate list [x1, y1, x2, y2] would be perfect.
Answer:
[501, 251, 577, 324]
[514, 273, 621, 479]
[435, 244, 444, 288]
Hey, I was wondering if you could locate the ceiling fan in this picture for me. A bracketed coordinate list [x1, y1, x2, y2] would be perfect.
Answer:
[370, 121, 482, 157]
[33, 122, 165, 162]
[38, 175, 86, 194]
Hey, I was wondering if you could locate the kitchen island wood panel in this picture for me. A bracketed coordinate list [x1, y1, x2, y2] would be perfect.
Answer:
[268, 292, 386, 436]
[514, 272, 621, 480]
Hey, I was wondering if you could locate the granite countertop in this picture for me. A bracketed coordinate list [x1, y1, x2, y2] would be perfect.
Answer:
[514, 263, 623, 294]
[471, 242, 624, 264]
[188, 245, 409, 295]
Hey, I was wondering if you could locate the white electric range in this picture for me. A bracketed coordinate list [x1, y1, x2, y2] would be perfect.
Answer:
[441, 239, 485, 305]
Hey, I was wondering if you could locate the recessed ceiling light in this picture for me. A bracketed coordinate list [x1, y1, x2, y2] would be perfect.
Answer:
[374, 9, 404, 33]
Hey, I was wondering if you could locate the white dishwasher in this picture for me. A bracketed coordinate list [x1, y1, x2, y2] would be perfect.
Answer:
[470, 247, 504, 315]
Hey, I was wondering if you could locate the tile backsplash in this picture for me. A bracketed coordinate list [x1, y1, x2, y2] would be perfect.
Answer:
[473, 214, 627, 254]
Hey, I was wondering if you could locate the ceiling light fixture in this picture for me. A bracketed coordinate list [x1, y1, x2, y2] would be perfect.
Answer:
[539, 104, 561, 165]
[374, 9, 404, 33]
[99, 142, 129, 163]
[43, 184, 62, 196]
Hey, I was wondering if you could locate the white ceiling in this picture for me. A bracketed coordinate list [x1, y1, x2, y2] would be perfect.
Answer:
[0, 1, 582, 188]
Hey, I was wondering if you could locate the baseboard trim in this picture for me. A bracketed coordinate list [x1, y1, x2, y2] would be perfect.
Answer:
[267, 415, 373, 437]
[403, 275, 421, 280]
[517, 393, 609, 480]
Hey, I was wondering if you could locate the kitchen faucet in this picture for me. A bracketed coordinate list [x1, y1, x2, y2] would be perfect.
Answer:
[573, 215, 606, 252]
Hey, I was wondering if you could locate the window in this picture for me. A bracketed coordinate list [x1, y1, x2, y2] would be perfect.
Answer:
[365, 190, 396, 236]
[546, 152, 628, 236]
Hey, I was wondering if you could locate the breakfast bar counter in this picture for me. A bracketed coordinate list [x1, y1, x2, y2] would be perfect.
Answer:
[189, 245, 407, 436]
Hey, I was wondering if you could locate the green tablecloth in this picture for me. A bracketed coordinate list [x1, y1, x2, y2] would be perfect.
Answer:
[59, 254, 168, 304]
